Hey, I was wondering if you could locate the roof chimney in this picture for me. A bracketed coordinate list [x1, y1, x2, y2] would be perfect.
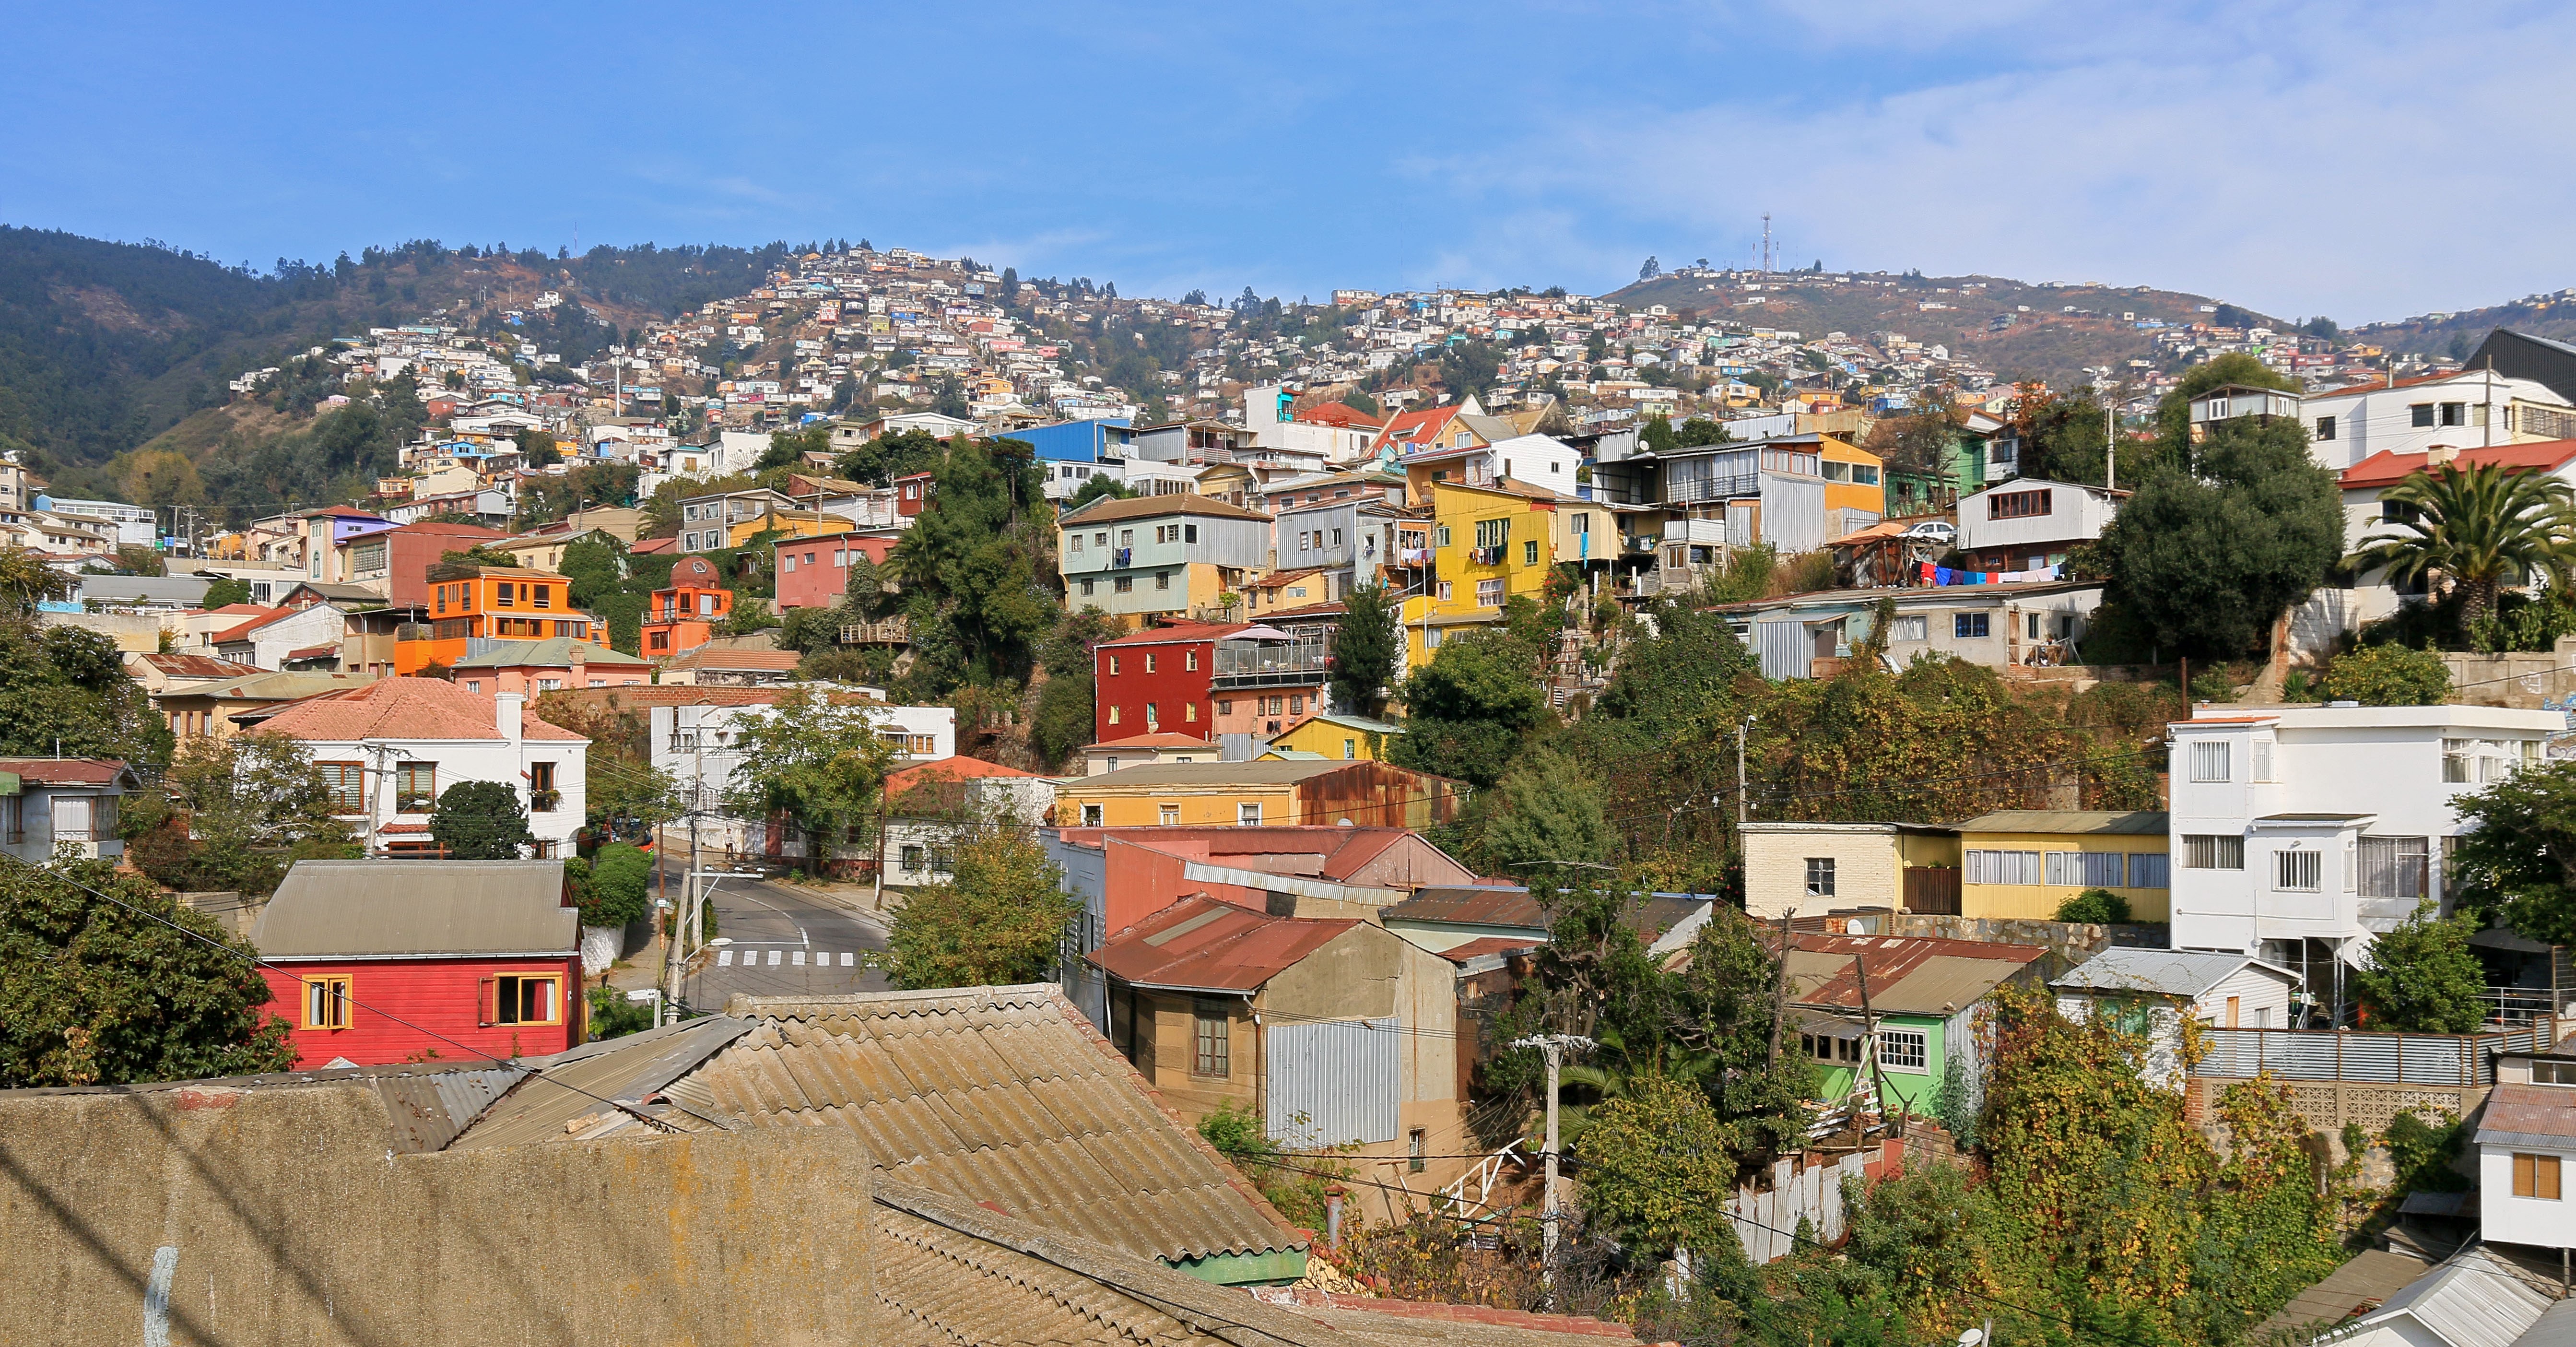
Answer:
[496, 691, 525, 743]
[2427, 443, 2460, 468]
[568, 641, 587, 684]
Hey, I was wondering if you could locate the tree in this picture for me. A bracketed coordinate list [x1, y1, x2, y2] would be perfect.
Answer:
[1639, 414, 1678, 455]
[885, 825, 1078, 989]
[1638, 256, 1661, 281]
[760, 422, 830, 471]
[114, 543, 165, 577]
[2006, 382, 2110, 485]
[1480, 749, 1613, 882]
[0, 855, 296, 1087]
[2321, 643, 2451, 705]
[1386, 629, 1552, 789]
[514, 426, 560, 468]
[2149, 352, 2298, 465]
[121, 733, 357, 896]
[890, 435, 1057, 691]
[2349, 461, 2576, 636]
[2450, 761, 2576, 945]
[2352, 903, 2489, 1032]
[2091, 413, 2343, 658]
[933, 376, 970, 419]
[1064, 473, 1137, 511]
[0, 621, 171, 761]
[721, 686, 900, 872]
[0, 545, 73, 618]
[201, 576, 252, 608]
[1673, 416, 1730, 448]
[1329, 581, 1400, 717]
[427, 780, 538, 859]
[1031, 608, 1119, 771]
[2055, 888, 2131, 923]
[1573, 1073, 1738, 1257]
[571, 842, 652, 928]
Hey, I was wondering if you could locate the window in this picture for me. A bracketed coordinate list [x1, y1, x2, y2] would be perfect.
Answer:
[1953, 612, 1990, 639]
[1115, 577, 1134, 592]
[901, 843, 925, 870]
[1343, 738, 1357, 760]
[1119, 529, 1134, 547]
[1107, 706, 1121, 725]
[529, 762, 558, 811]
[1107, 655, 1121, 675]
[1081, 804, 1104, 827]
[1410, 1128, 1428, 1172]
[1185, 702, 1198, 723]
[2514, 1152, 2563, 1200]
[1476, 578, 1505, 607]
[1155, 571, 1171, 591]
[2314, 415, 2336, 442]
[2534, 1062, 2576, 1086]
[2276, 848, 2322, 892]
[1216, 698, 1233, 715]
[1094, 532, 1108, 549]
[2358, 836, 2430, 899]
[1522, 539, 1539, 566]
[1160, 804, 1180, 825]
[1877, 1028, 1928, 1072]
[1080, 579, 1095, 596]
[487, 974, 562, 1026]
[2047, 851, 2128, 888]
[2130, 852, 2170, 888]
[1185, 649, 1199, 671]
[1987, 489, 2052, 520]
[533, 585, 552, 610]
[1965, 849, 2041, 885]
[396, 762, 437, 813]
[1238, 802, 1262, 826]
[2444, 739, 2471, 782]
[1144, 702, 1158, 727]
[1185, 524, 1199, 544]
[2191, 741, 2231, 782]
[1804, 857, 1836, 897]
[302, 976, 352, 1030]
[1144, 653, 1157, 674]
[495, 582, 516, 608]
[1888, 615, 1927, 641]
[2252, 740, 2273, 782]
[1193, 1002, 1231, 1076]
[2440, 402, 2466, 427]
[1474, 517, 1511, 550]
[2183, 835, 2246, 869]
[319, 762, 365, 814]
[2411, 403, 2436, 428]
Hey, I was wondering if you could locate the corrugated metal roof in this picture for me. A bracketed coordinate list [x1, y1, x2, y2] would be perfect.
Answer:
[1087, 895, 1359, 993]
[682, 984, 1306, 1265]
[1951, 809, 2168, 836]
[2051, 948, 2293, 1000]
[2473, 1082, 2576, 1146]
[447, 1016, 757, 1148]
[253, 860, 578, 957]
[1382, 885, 1543, 931]
[0, 1061, 527, 1153]
[1783, 933, 2047, 1017]
[2358, 1245, 2555, 1347]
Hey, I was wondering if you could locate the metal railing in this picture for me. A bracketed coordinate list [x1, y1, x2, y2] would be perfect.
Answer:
[2194, 1022, 2559, 1087]
[1660, 470, 1760, 505]
[837, 618, 911, 645]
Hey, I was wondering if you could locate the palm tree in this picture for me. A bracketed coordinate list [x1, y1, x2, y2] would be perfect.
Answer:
[2349, 461, 2576, 632]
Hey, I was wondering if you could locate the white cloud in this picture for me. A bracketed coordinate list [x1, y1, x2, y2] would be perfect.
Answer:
[1456, 2, 2576, 321]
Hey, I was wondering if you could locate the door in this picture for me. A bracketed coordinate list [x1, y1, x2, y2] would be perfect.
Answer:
[2225, 995, 2241, 1028]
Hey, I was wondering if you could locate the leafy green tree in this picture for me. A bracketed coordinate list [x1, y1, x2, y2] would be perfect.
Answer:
[1639, 413, 1678, 455]
[114, 543, 165, 576]
[514, 425, 561, 468]
[1480, 749, 1613, 882]
[427, 780, 538, 859]
[890, 435, 1057, 691]
[1673, 416, 1730, 448]
[721, 686, 900, 872]
[0, 855, 296, 1087]
[532, 691, 679, 838]
[2055, 887, 2131, 923]
[2008, 382, 2110, 485]
[2321, 642, 2451, 705]
[760, 422, 831, 471]
[1030, 608, 1118, 770]
[2147, 352, 2300, 469]
[1063, 473, 1137, 511]
[1573, 1073, 1741, 1257]
[885, 825, 1078, 989]
[2452, 761, 2576, 945]
[1387, 629, 1551, 789]
[2092, 412, 2343, 658]
[1328, 581, 1400, 717]
[933, 376, 970, 419]
[571, 842, 653, 928]
[2352, 903, 2488, 1031]
[2349, 462, 2576, 636]
[0, 545, 73, 617]
[201, 576, 252, 608]
[120, 732, 357, 896]
[586, 984, 655, 1040]
[0, 621, 171, 761]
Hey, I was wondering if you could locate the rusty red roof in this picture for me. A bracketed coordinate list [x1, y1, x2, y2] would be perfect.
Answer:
[2339, 440, 2576, 491]
[0, 758, 138, 789]
[1086, 895, 1359, 993]
[135, 652, 261, 680]
[1096, 623, 1246, 648]
[1780, 932, 2047, 1016]
[885, 756, 1042, 791]
[2476, 1082, 2576, 1146]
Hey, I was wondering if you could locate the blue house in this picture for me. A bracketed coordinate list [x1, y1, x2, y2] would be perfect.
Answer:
[1002, 417, 1135, 463]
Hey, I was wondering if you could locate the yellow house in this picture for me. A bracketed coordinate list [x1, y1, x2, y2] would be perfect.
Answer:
[1955, 810, 2171, 922]
[1262, 712, 1404, 762]
[1817, 436, 1888, 520]
[727, 508, 853, 550]
[1399, 481, 1560, 669]
[1054, 759, 1467, 830]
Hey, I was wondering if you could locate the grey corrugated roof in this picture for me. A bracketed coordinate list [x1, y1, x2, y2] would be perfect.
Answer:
[451, 637, 651, 669]
[252, 860, 577, 957]
[447, 1016, 758, 1149]
[1952, 809, 2168, 836]
[0, 1061, 527, 1154]
[2051, 948, 2294, 1000]
[2358, 1245, 2555, 1347]
[674, 984, 1306, 1265]
[76, 575, 212, 605]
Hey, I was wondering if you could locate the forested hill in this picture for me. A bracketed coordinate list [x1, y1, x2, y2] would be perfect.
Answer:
[0, 226, 794, 469]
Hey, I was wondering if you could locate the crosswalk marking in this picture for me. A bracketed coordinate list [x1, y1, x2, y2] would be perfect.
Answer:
[718, 949, 734, 966]
[703, 948, 869, 973]
[840, 952, 854, 967]
[792, 950, 807, 966]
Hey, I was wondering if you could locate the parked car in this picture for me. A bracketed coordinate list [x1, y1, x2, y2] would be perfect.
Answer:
[1903, 520, 1958, 546]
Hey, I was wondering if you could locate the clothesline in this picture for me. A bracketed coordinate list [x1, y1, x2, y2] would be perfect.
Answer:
[1917, 561, 2064, 587]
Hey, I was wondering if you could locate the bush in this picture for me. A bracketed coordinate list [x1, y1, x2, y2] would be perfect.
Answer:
[1197, 1101, 1346, 1230]
[2056, 887, 2132, 924]
[586, 984, 655, 1040]
[2323, 643, 2451, 706]
[576, 843, 653, 928]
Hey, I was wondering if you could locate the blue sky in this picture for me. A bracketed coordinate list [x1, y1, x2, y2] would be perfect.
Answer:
[8, 1, 2575, 324]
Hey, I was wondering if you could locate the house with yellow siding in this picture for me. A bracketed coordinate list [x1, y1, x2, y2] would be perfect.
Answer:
[1816, 436, 1888, 522]
[1053, 759, 1467, 830]
[1955, 810, 2170, 922]
[1262, 712, 1404, 762]
[1397, 480, 1561, 670]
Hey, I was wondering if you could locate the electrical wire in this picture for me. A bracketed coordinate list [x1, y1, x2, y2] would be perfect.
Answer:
[0, 849, 705, 1131]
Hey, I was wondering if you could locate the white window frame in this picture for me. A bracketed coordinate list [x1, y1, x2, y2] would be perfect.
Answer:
[2275, 847, 2322, 893]
[1877, 1028, 1928, 1073]
[2191, 740, 2231, 783]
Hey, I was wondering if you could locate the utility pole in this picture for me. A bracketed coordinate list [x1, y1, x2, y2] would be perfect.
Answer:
[1737, 714, 1758, 824]
[2105, 392, 2117, 492]
[1767, 908, 1794, 1067]
[1511, 1032, 1593, 1304]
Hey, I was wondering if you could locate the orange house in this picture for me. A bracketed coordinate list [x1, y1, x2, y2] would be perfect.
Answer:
[641, 555, 734, 659]
[394, 568, 604, 675]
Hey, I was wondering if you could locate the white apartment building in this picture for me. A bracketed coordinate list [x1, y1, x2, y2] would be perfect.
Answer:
[2296, 369, 2576, 473]
[2167, 704, 2559, 989]
[649, 694, 956, 852]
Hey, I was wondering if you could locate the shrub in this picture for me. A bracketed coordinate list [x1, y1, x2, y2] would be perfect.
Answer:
[2323, 643, 2450, 706]
[2056, 887, 2132, 924]
[586, 984, 655, 1040]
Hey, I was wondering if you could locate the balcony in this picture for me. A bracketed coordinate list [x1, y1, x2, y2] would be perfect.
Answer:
[529, 789, 563, 815]
[1210, 643, 1332, 691]
[1660, 471, 1760, 505]
[837, 617, 912, 645]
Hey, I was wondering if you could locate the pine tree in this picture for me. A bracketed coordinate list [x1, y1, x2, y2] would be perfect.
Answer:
[1328, 581, 1399, 717]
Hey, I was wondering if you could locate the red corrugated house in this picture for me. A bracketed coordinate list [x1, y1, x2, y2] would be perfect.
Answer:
[250, 859, 583, 1066]
[1094, 622, 1332, 742]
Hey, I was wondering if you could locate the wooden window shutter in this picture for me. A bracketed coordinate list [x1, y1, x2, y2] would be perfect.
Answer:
[478, 975, 498, 1027]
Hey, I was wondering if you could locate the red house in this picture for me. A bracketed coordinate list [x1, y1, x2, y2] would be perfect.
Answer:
[1094, 622, 1331, 743]
[894, 472, 934, 518]
[251, 859, 584, 1066]
[774, 530, 899, 611]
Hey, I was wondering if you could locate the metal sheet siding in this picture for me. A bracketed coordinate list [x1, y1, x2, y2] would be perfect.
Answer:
[1758, 473, 1828, 553]
[1755, 621, 1811, 680]
[1266, 1018, 1398, 1146]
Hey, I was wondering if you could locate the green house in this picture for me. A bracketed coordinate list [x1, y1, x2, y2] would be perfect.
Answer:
[1783, 932, 2049, 1114]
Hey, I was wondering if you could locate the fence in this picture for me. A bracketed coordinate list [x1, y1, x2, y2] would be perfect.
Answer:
[2195, 1022, 2558, 1088]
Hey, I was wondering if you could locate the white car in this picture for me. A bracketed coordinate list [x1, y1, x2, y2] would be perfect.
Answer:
[1902, 520, 1958, 546]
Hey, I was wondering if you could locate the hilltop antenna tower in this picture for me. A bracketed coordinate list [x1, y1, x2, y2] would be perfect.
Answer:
[1761, 214, 1774, 275]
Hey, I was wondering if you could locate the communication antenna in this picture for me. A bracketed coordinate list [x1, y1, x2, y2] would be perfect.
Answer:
[1761, 214, 1773, 275]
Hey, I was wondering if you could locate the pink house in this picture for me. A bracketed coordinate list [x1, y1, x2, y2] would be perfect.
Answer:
[775, 530, 899, 611]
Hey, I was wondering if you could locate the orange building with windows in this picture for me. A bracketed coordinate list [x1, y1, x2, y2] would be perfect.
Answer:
[395, 568, 604, 675]
[641, 555, 735, 659]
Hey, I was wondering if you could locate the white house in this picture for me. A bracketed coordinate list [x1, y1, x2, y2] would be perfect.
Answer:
[239, 678, 589, 858]
[875, 756, 1058, 895]
[202, 603, 349, 671]
[0, 758, 141, 863]
[2479, 1041, 2576, 1254]
[2299, 368, 2576, 473]
[1953, 479, 2123, 576]
[649, 692, 956, 854]
[2324, 441, 2576, 635]
[2166, 704, 2560, 990]
[2050, 948, 2302, 1087]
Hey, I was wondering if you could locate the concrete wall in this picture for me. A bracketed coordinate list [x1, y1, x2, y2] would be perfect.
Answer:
[0, 1082, 874, 1346]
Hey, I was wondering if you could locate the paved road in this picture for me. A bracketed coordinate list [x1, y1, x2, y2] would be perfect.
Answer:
[659, 853, 891, 1013]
